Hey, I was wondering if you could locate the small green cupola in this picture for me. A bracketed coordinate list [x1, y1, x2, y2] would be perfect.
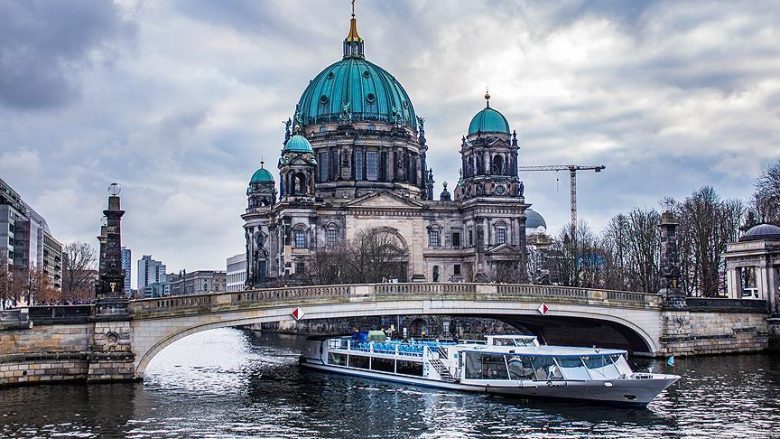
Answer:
[468, 91, 510, 135]
[247, 161, 277, 208]
[283, 134, 314, 153]
[250, 162, 275, 185]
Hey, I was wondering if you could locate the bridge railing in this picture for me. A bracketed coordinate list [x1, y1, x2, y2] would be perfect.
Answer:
[129, 282, 661, 316]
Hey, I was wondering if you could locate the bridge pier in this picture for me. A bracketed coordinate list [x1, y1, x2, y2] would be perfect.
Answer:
[0, 307, 138, 387]
[86, 319, 136, 383]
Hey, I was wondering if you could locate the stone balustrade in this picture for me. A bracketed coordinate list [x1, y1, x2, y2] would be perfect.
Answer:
[128, 282, 662, 317]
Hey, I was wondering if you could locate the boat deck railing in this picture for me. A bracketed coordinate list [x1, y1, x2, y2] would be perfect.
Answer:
[329, 339, 457, 358]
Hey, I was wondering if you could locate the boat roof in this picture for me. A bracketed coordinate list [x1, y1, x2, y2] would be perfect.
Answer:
[456, 343, 626, 356]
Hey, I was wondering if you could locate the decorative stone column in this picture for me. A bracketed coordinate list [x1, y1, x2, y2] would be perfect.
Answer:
[95, 183, 129, 316]
[90, 183, 135, 382]
[659, 210, 686, 309]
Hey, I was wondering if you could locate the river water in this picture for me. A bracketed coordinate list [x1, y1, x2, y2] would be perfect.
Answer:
[1, 328, 779, 438]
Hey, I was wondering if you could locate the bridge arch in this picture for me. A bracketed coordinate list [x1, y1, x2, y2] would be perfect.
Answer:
[132, 297, 661, 378]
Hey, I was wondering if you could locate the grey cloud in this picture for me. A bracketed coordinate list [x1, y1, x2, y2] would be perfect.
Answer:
[2, 0, 779, 279]
[0, 0, 136, 109]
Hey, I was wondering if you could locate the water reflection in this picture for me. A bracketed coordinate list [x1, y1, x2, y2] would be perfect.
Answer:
[1, 328, 779, 438]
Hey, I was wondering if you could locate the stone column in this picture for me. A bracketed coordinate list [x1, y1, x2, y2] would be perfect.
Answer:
[95, 184, 128, 316]
[659, 210, 686, 309]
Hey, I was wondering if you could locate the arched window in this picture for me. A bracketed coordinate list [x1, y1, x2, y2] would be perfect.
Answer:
[293, 224, 308, 249]
[294, 172, 307, 195]
[492, 155, 504, 175]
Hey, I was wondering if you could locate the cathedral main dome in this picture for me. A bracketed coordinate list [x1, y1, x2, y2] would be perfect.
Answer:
[294, 15, 417, 131]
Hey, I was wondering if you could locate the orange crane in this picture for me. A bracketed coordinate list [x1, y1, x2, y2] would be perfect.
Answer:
[517, 164, 606, 233]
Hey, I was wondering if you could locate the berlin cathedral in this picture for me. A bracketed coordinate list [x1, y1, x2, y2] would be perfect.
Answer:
[242, 11, 547, 288]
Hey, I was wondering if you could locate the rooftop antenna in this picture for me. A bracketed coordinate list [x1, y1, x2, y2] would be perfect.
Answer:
[352, 0, 356, 18]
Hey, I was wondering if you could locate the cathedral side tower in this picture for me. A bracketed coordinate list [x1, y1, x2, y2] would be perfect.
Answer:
[456, 93, 529, 282]
[278, 135, 317, 203]
[456, 92, 522, 201]
[243, 162, 276, 288]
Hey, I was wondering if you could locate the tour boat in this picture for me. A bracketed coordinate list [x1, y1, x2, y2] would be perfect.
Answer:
[300, 333, 680, 406]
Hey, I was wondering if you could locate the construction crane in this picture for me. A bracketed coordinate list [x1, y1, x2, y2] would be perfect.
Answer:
[517, 164, 606, 233]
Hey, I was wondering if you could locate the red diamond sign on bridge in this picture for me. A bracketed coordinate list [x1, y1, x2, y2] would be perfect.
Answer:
[291, 307, 304, 321]
[537, 304, 549, 315]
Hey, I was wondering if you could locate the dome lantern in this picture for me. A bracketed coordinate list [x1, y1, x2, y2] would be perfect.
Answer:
[343, 1, 364, 59]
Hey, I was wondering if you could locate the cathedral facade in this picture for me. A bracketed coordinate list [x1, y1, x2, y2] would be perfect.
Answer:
[242, 13, 530, 287]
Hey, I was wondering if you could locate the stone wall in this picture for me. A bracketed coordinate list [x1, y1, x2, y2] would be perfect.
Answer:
[768, 317, 780, 352]
[0, 320, 136, 387]
[660, 310, 769, 356]
[0, 323, 91, 386]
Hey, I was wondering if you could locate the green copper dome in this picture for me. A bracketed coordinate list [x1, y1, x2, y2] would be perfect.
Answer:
[295, 29, 417, 131]
[296, 58, 417, 130]
[250, 166, 274, 184]
[468, 107, 510, 135]
[283, 134, 313, 153]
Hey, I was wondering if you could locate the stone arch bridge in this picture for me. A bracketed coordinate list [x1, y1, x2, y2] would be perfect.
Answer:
[0, 283, 771, 386]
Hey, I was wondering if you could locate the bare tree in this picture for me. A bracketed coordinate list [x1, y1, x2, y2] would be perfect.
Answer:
[674, 187, 744, 297]
[601, 209, 681, 294]
[548, 222, 603, 287]
[751, 160, 780, 225]
[62, 242, 97, 302]
[306, 228, 408, 285]
[22, 266, 58, 305]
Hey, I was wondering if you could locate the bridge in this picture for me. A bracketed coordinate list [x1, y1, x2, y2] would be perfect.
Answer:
[1, 282, 773, 386]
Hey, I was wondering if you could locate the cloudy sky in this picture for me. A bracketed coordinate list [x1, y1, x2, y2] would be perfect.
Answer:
[1, 0, 779, 287]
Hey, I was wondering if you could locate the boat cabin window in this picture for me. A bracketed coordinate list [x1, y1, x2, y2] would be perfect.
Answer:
[328, 353, 347, 366]
[611, 354, 632, 376]
[507, 356, 535, 380]
[464, 352, 510, 380]
[349, 355, 370, 369]
[397, 361, 423, 377]
[490, 336, 538, 347]
[556, 357, 590, 381]
[583, 355, 620, 379]
[371, 358, 394, 373]
[529, 356, 564, 381]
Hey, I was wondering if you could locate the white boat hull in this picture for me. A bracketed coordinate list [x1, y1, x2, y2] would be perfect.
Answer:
[300, 357, 677, 406]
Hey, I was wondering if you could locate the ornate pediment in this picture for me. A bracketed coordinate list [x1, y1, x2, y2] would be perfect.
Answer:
[344, 191, 424, 209]
[486, 243, 520, 255]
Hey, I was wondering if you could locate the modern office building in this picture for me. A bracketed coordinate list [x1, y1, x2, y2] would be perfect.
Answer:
[138, 255, 166, 292]
[121, 247, 132, 297]
[0, 177, 63, 289]
[42, 231, 63, 290]
[226, 253, 246, 292]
